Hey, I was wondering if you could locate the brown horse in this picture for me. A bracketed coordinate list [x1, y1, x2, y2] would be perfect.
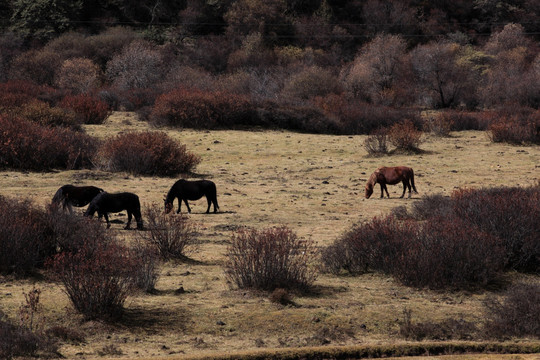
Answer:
[365, 166, 417, 199]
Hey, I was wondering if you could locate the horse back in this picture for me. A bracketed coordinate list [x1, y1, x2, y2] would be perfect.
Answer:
[378, 166, 413, 184]
[91, 192, 140, 213]
[173, 179, 216, 200]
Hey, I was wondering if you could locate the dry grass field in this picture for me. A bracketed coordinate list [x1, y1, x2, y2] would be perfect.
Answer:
[0, 111, 539, 359]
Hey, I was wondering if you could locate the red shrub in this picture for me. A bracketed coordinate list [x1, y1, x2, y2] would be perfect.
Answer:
[49, 240, 139, 320]
[60, 94, 111, 124]
[96, 131, 200, 176]
[0, 80, 56, 108]
[151, 88, 257, 128]
[20, 101, 79, 130]
[225, 227, 317, 291]
[452, 187, 540, 272]
[388, 119, 423, 151]
[0, 115, 97, 171]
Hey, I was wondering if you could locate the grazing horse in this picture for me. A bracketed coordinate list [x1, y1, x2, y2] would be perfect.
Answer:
[51, 185, 104, 214]
[365, 166, 418, 199]
[164, 179, 219, 214]
[85, 192, 143, 230]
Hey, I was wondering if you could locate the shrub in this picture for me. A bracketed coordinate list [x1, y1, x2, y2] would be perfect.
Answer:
[19, 101, 80, 130]
[323, 215, 506, 289]
[0, 115, 97, 171]
[281, 66, 342, 100]
[484, 282, 540, 339]
[225, 227, 317, 291]
[49, 240, 139, 320]
[364, 128, 389, 155]
[488, 114, 539, 144]
[151, 87, 257, 129]
[60, 94, 111, 125]
[0, 80, 56, 108]
[399, 308, 478, 341]
[388, 119, 423, 151]
[437, 110, 491, 131]
[138, 203, 198, 260]
[423, 113, 453, 136]
[95, 131, 200, 176]
[0, 196, 53, 276]
[55, 57, 102, 94]
[129, 239, 161, 293]
[0, 311, 57, 359]
[452, 187, 540, 272]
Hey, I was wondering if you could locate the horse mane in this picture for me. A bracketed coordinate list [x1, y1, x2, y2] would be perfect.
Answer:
[367, 171, 378, 187]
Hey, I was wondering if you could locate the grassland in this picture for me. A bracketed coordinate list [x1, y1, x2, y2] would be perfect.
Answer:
[0, 111, 539, 359]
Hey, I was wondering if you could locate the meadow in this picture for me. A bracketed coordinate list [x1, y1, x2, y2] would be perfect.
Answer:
[0, 111, 539, 359]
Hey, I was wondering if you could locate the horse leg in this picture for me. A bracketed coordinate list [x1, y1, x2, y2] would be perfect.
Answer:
[184, 199, 192, 213]
[407, 180, 412, 198]
[400, 181, 406, 198]
[176, 197, 182, 214]
[102, 212, 111, 228]
[379, 183, 384, 198]
[125, 211, 132, 230]
[205, 196, 211, 214]
[382, 183, 390, 198]
[134, 210, 143, 230]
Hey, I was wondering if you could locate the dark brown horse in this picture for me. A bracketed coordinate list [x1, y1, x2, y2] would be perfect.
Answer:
[51, 185, 104, 214]
[165, 179, 219, 214]
[365, 166, 417, 199]
[85, 192, 143, 230]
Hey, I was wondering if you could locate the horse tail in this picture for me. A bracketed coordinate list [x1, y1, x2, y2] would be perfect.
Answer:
[410, 168, 418, 193]
[212, 182, 219, 210]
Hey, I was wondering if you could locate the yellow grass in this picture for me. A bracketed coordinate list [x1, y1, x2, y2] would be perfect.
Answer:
[0, 111, 539, 359]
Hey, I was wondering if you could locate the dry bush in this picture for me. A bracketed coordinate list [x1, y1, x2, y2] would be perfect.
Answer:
[60, 94, 111, 124]
[55, 57, 102, 94]
[399, 308, 478, 341]
[0, 115, 97, 171]
[225, 227, 317, 291]
[0, 311, 57, 360]
[138, 203, 198, 260]
[0, 80, 56, 108]
[48, 240, 139, 320]
[323, 214, 506, 289]
[452, 187, 540, 272]
[423, 113, 453, 136]
[409, 194, 453, 220]
[96, 131, 200, 176]
[488, 113, 539, 144]
[87, 27, 138, 68]
[129, 239, 161, 293]
[388, 119, 423, 151]
[106, 40, 164, 90]
[0, 196, 53, 276]
[438, 110, 491, 131]
[9, 49, 62, 86]
[483, 281, 540, 339]
[281, 66, 342, 100]
[151, 87, 257, 129]
[19, 101, 79, 130]
[364, 128, 389, 155]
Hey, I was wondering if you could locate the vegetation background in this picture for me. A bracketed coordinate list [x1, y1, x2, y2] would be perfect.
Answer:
[0, 0, 539, 359]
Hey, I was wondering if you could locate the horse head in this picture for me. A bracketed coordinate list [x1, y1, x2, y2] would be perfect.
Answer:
[365, 172, 378, 199]
[164, 196, 173, 214]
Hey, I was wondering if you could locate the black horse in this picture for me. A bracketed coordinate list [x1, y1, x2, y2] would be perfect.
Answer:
[164, 179, 219, 214]
[51, 185, 104, 214]
[85, 192, 143, 230]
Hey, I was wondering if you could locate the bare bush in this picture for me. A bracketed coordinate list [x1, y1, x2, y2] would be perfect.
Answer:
[225, 227, 317, 291]
[484, 281, 540, 339]
[55, 58, 102, 94]
[95, 131, 200, 176]
[138, 203, 198, 260]
[281, 65, 342, 100]
[129, 239, 161, 292]
[388, 119, 423, 151]
[49, 240, 139, 320]
[364, 128, 389, 155]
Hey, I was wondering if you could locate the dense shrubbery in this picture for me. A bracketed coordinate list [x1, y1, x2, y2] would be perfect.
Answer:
[225, 227, 317, 291]
[60, 94, 111, 125]
[95, 131, 200, 176]
[49, 239, 139, 320]
[484, 281, 540, 339]
[151, 87, 257, 129]
[0, 115, 97, 171]
[323, 185, 540, 288]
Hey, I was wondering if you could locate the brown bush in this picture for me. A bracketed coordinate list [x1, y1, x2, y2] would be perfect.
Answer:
[364, 128, 389, 155]
[20, 101, 79, 130]
[55, 58, 102, 94]
[0, 196, 53, 276]
[388, 119, 423, 151]
[225, 227, 317, 291]
[96, 131, 200, 176]
[138, 203, 198, 260]
[60, 94, 111, 125]
[0, 80, 56, 108]
[0, 115, 97, 171]
[129, 239, 161, 293]
[48, 239, 139, 320]
[281, 66, 342, 100]
[488, 113, 539, 144]
[423, 113, 453, 136]
[9, 49, 62, 86]
[0, 311, 57, 359]
[484, 281, 540, 339]
[151, 87, 257, 129]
